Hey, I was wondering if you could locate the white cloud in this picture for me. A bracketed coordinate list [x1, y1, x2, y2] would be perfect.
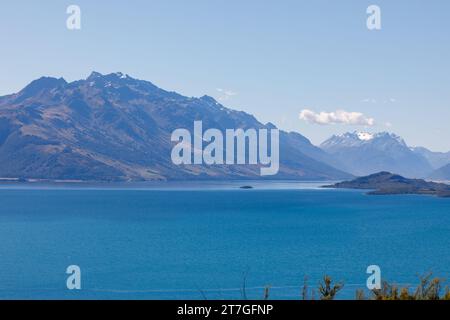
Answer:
[362, 98, 377, 104]
[362, 97, 397, 104]
[216, 88, 237, 101]
[299, 109, 375, 126]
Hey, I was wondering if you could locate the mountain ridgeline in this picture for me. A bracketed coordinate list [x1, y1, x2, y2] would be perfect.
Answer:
[0, 72, 350, 182]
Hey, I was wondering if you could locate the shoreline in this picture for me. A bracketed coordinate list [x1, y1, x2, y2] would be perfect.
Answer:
[0, 179, 338, 191]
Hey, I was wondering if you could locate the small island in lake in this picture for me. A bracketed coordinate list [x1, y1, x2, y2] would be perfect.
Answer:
[323, 172, 450, 198]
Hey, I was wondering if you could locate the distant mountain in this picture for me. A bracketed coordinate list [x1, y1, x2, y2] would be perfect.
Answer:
[0, 72, 351, 182]
[429, 164, 450, 181]
[411, 147, 450, 170]
[324, 171, 450, 197]
[320, 132, 433, 178]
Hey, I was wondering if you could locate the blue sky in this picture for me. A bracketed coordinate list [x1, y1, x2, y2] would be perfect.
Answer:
[1, 0, 449, 151]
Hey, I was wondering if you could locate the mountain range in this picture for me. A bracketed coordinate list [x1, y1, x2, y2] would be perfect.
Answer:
[320, 132, 428, 178]
[0, 72, 448, 182]
[0, 72, 350, 182]
[320, 132, 450, 180]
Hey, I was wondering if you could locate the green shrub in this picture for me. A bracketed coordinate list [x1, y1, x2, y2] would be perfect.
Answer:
[318, 275, 344, 300]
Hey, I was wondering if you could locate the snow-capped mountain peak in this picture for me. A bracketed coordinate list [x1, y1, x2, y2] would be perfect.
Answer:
[320, 131, 432, 178]
[329, 131, 406, 146]
[356, 132, 374, 141]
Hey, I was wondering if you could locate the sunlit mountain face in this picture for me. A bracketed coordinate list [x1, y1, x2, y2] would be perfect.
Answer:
[0, 72, 351, 181]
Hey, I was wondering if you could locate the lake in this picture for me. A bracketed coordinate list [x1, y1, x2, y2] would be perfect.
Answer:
[0, 181, 449, 299]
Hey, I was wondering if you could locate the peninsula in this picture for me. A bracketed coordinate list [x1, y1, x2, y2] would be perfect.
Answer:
[324, 172, 450, 198]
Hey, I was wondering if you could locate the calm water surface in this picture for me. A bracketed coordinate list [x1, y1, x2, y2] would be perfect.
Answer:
[0, 182, 449, 299]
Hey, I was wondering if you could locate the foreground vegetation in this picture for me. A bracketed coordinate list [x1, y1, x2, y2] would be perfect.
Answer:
[259, 273, 450, 300]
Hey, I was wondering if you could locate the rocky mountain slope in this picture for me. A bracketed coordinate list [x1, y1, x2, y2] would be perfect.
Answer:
[0, 72, 351, 181]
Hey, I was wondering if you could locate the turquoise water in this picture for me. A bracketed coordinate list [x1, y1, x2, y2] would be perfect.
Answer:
[0, 183, 449, 299]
